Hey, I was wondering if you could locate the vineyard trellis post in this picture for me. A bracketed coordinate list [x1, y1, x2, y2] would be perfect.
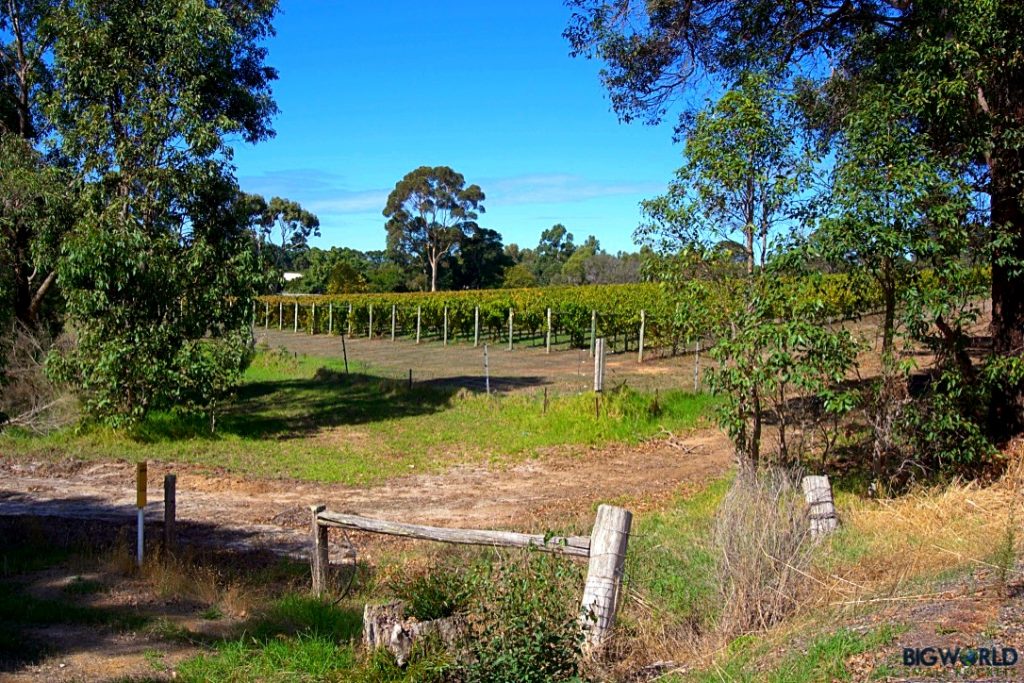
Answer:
[368, 304, 374, 339]
[546, 307, 552, 354]
[348, 303, 353, 337]
[593, 338, 606, 392]
[391, 305, 396, 342]
[293, 301, 298, 333]
[328, 303, 333, 335]
[310, 303, 315, 335]
[474, 306, 480, 347]
[484, 343, 490, 394]
[590, 310, 597, 357]
[278, 301, 283, 330]
[638, 309, 645, 364]
[264, 302, 269, 330]
[416, 306, 421, 344]
[443, 306, 449, 346]
[507, 309, 514, 351]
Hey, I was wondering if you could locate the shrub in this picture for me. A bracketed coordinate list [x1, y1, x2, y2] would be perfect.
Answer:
[712, 469, 813, 637]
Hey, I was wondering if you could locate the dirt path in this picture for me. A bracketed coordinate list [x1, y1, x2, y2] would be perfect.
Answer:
[0, 430, 732, 558]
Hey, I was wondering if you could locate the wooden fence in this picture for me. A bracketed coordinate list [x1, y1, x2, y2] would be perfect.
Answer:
[309, 503, 632, 651]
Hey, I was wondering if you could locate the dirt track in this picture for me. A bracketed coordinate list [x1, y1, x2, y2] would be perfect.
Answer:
[0, 430, 732, 559]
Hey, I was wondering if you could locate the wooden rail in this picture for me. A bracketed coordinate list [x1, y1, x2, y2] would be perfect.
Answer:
[316, 510, 590, 557]
[309, 503, 631, 652]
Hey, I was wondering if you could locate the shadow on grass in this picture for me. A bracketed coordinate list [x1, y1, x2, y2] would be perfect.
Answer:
[131, 370, 550, 443]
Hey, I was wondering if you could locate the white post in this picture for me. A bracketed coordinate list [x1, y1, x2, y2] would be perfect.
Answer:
[391, 305, 396, 342]
[368, 304, 373, 339]
[264, 302, 269, 330]
[694, 339, 701, 392]
[507, 309, 514, 351]
[589, 310, 597, 358]
[474, 306, 480, 347]
[593, 338, 605, 392]
[484, 344, 490, 395]
[443, 306, 449, 346]
[310, 302, 316, 335]
[328, 303, 333, 335]
[293, 301, 298, 333]
[638, 310, 646, 364]
[416, 306, 422, 344]
[580, 504, 632, 652]
[546, 307, 552, 354]
[278, 301, 283, 330]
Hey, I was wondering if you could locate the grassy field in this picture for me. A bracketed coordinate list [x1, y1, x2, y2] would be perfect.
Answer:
[0, 348, 717, 485]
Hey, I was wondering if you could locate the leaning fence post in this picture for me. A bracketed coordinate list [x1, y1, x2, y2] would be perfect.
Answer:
[310, 504, 329, 595]
[802, 476, 838, 537]
[580, 504, 632, 652]
[163, 474, 176, 554]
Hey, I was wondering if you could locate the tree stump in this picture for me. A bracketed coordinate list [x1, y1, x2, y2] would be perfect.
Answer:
[802, 475, 838, 537]
[363, 601, 467, 666]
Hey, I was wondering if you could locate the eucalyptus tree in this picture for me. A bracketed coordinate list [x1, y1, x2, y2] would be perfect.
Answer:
[383, 166, 485, 292]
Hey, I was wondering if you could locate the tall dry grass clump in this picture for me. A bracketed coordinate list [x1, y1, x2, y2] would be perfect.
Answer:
[1, 323, 77, 432]
[713, 468, 814, 637]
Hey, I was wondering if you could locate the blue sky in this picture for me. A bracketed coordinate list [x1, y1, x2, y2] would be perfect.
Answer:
[232, 2, 686, 255]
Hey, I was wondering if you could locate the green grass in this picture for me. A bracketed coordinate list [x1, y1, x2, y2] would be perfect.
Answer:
[626, 477, 731, 629]
[0, 350, 717, 485]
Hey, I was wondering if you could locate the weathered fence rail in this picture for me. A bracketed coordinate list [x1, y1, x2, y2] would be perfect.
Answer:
[309, 503, 632, 651]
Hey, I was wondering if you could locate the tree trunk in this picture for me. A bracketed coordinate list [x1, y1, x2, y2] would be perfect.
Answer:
[429, 255, 438, 292]
[989, 169, 1024, 438]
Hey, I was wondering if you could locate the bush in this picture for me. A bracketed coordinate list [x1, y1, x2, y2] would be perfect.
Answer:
[391, 569, 474, 622]
[712, 469, 813, 637]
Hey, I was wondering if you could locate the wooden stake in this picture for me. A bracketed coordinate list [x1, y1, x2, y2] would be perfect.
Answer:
[638, 309, 645, 364]
[311, 303, 316, 334]
[802, 476, 839, 536]
[543, 386, 548, 414]
[391, 305, 396, 341]
[342, 334, 349, 374]
[328, 303, 333, 335]
[443, 306, 448, 346]
[368, 304, 373, 339]
[163, 474, 176, 554]
[264, 302, 269, 329]
[348, 303, 353, 337]
[310, 505, 329, 596]
[416, 306, 422, 344]
[546, 308, 552, 354]
[580, 505, 632, 652]
[474, 306, 480, 347]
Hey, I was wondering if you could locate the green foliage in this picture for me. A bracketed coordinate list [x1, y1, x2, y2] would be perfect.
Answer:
[384, 166, 486, 292]
[39, 0, 278, 426]
[391, 570, 475, 622]
[463, 552, 586, 683]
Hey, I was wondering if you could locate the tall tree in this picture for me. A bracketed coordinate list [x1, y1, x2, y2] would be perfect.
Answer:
[566, 0, 1024, 431]
[46, 0, 278, 425]
[260, 196, 319, 269]
[383, 165, 485, 292]
[638, 73, 813, 274]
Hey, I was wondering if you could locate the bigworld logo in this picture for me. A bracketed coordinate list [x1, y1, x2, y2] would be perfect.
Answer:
[903, 646, 1018, 667]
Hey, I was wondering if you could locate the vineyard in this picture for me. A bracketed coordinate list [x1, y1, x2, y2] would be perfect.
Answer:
[256, 276, 888, 355]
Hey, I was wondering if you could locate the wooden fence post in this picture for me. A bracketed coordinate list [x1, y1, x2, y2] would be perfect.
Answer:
[391, 305, 397, 342]
[310, 505, 329, 596]
[546, 308, 552, 353]
[416, 306, 422, 344]
[507, 309, 514, 351]
[637, 310, 645, 364]
[802, 476, 838, 537]
[443, 306, 449, 346]
[474, 306, 480, 347]
[580, 504, 632, 652]
[593, 338, 605, 392]
[163, 474, 176, 553]
[589, 310, 597, 358]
